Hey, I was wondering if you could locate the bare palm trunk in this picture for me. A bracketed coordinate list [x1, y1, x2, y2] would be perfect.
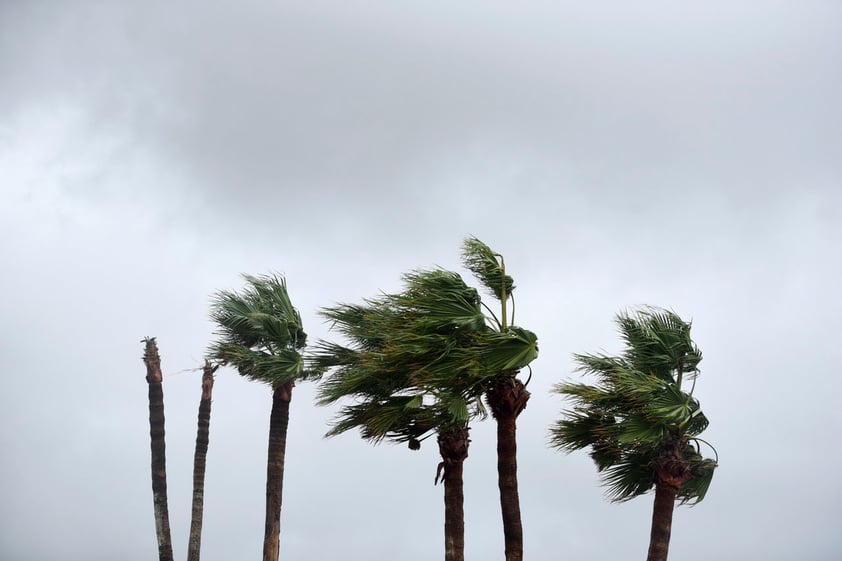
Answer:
[486, 374, 530, 561]
[646, 483, 678, 561]
[187, 361, 217, 561]
[264, 381, 293, 561]
[142, 337, 174, 561]
[437, 425, 470, 561]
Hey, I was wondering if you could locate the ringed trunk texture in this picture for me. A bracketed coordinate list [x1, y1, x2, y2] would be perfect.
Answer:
[646, 483, 678, 561]
[263, 381, 293, 561]
[437, 425, 470, 561]
[142, 337, 174, 561]
[486, 374, 530, 561]
[187, 361, 217, 561]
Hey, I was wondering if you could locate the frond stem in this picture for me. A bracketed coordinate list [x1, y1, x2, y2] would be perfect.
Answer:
[688, 370, 698, 397]
[689, 437, 719, 464]
[510, 292, 516, 327]
[676, 363, 683, 392]
[418, 432, 436, 443]
[523, 364, 533, 387]
[497, 253, 507, 330]
[481, 301, 501, 330]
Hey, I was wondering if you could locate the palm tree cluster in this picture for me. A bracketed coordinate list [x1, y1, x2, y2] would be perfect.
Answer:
[313, 237, 538, 561]
[140, 237, 717, 561]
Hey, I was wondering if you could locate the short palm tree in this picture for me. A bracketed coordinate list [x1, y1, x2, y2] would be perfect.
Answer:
[187, 360, 218, 561]
[549, 308, 718, 561]
[209, 274, 322, 561]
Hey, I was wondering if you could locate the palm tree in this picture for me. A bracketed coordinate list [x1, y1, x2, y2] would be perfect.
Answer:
[141, 336, 174, 561]
[315, 238, 538, 561]
[314, 270, 487, 561]
[209, 274, 321, 561]
[549, 308, 718, 561]
[187, 360, 218, 561]
[461, 237, 538, 561]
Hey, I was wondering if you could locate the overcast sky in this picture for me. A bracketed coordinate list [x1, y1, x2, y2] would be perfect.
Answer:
[1, 1, 841, 560]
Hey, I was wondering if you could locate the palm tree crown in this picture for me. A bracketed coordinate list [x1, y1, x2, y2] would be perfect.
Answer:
[549, 307, 717, 504]
[314, 268, 488, 446]
[209, 273, 321, 385]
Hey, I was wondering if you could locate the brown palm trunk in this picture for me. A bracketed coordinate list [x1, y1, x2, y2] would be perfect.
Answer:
[142, 337, 174, 561]
[486, 374, 530, 561]
[646, 483, 678, 561]
[187, 361, 217, 561]
[647, 440, 690, 561]
[263, 381, 293, 561]
[437, 425, 470, 561]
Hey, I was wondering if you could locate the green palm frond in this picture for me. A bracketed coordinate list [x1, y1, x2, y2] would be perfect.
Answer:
[601, 450, 658, 502]
[324, 389, 469, 447]
[397, 269, 487, 331]
[675, 443, 718, 504]
[480, 327, 539, 373]
[549, 410, 618, 454]
[684, 408, 710, 436]
[678, 458, 717, 504]
[461, 237, 515, 302]
[614, 414, 670, 446]
[616, 308, 701, 384]
[572, 353, 629, 377]
[320, 301, 395, 350]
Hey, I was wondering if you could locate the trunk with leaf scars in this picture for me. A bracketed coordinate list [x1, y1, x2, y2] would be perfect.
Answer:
[646, 438, 691, 561]
[187, 361, 217, 561]
[437, 425, 470, 561]
[264, 381, 293, 561]
[142, 337, 174, 561]
[486, 373, 530, 561]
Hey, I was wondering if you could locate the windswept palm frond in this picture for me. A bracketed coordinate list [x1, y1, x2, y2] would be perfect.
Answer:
[480, 327, 539, 373]
[397, 269, 487, 332]
[678, 456, 718, 505]
[461, 236, 515, 303]
[601, 449, 659, 502]
[617, 307, 702, 385]
[209, 273, 322, 385]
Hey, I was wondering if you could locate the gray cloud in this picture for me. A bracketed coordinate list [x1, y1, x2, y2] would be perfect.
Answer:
[2, 1, 841, 560]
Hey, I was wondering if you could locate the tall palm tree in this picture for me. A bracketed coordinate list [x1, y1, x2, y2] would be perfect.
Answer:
[314, 270, 487, 561]
[461, 237, 537, 561]
[141, 337, 174, 561]
[549, 308, 718, 561]
[187, 360, 218, 561]
[209, 274, 321, 561]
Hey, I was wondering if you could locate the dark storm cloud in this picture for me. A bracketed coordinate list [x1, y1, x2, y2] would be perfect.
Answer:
[5, 1, 839, 221]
